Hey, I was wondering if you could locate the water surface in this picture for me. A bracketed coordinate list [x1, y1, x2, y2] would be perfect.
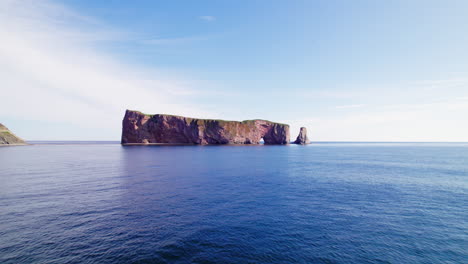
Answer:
[0, 143, 467, 263]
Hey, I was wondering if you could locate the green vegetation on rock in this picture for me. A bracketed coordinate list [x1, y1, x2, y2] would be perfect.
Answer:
[0, 124, 26, 145]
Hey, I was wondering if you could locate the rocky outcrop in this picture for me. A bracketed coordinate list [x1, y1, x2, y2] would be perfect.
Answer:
[121, 110, 290, 145]
[294, 127, 310, 144]
[0, 123, 26, 145]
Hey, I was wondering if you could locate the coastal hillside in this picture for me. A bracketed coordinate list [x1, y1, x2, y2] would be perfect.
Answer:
[0, 123, 26, 145]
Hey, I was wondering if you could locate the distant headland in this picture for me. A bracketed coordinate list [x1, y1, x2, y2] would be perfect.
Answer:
[121, 110, 310, 145]
[0, 123, 26, 145]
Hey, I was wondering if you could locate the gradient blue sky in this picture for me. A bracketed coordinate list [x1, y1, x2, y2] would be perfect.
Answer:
[1, 0, 468, 141]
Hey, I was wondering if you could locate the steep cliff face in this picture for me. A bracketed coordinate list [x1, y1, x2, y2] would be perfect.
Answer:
[294, 127, 310, 145]
[0, 123, 26, 145]
[121, 110, 290, 145]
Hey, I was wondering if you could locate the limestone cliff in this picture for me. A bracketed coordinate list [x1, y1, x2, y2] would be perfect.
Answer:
[0, 123, 26, 145]
[294, 127, 310, 145]
[121, 110, 290, 145]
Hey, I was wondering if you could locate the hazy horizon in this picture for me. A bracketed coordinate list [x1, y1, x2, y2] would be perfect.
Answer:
[1, 0, 468, 141]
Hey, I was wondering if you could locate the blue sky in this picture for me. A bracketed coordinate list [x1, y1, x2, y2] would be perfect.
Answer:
[1, 0, 468, 141]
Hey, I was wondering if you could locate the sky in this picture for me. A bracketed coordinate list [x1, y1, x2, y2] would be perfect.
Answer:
[1, 0, 468, 141]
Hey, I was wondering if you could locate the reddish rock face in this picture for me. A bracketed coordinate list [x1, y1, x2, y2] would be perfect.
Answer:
[294, 127, 310, 145]
[121, 110, 290, 145]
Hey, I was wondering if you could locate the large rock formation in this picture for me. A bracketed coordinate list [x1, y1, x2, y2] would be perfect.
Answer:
[0, 123, 26, 145]
[121, 110, 290, 145]
[294, 127, 310, 145]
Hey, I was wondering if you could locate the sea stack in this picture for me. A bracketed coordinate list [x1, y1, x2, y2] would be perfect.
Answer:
[0, 123, 26, 145]
[121, 110, 290, 145]
[294, 127, 310, 145]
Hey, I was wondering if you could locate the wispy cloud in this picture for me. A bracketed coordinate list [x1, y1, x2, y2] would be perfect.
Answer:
[141, 36, 207, 45]
[411, 78, 468, 89]
[335, 104, 365, 109]
[199, 15, 216, 22]
[0, 0, 214, 140]
[291, 99, 468, 142]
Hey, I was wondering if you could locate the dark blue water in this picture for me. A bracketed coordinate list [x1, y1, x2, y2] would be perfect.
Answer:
[0, 143, 467, 263]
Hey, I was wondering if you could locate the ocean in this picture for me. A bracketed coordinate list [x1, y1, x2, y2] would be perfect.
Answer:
[0, 143, 467, 263]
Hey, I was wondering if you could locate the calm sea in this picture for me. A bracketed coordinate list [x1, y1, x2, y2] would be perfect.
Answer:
[0, 143, 467, 263]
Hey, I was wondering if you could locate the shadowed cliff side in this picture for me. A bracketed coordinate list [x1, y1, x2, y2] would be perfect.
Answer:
[294, 127, 310, 145]
[121, 110, 290, 145]
[0, 123, 26, 145]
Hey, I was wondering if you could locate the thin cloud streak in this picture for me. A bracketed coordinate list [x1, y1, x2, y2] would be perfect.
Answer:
[335, 104, 366, 109]
[0, 0, 214, 140]
[141, 36, 207, 45]
[199, 15, 216, 22]
[292, 100, 468, 142]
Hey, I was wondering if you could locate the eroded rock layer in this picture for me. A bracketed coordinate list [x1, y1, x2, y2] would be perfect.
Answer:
[121, 110, 290, 145]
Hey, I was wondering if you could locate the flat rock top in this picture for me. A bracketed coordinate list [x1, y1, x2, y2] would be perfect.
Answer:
[128, 110, 289, 126]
